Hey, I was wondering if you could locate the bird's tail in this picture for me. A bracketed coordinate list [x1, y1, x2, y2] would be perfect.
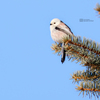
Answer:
[61, 43, 66, 63]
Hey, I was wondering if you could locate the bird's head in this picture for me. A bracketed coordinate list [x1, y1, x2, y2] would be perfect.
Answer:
[50, 18, 61, 31]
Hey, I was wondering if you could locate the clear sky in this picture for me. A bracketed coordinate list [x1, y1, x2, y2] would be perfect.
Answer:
[0, 0, 100, 100]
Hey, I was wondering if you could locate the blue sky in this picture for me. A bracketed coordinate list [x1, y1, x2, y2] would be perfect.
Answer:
[0, 0, 100, 100]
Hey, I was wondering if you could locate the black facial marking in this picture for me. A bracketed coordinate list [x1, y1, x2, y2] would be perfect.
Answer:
[50, 23, 52, 25]
[55, 27, 60, 30]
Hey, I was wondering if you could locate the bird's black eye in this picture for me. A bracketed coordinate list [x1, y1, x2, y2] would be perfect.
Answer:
[54, 22, 56, 24]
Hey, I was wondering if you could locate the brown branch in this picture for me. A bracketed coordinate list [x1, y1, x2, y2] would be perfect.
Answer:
[65, 40, 100, 55]
[76, 87, 100, 92]
[84, 62, 100, 68]
[65, 45, 88, 58]
[72, 74, 100, 80]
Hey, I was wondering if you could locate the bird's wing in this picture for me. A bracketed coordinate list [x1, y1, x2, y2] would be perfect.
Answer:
[58, 22, 74, 35]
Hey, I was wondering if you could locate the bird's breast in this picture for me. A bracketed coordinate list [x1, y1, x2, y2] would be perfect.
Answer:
[51, 29, 67, 43]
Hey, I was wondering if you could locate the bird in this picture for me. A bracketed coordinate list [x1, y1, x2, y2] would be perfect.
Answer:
[50, 18, 74, 63]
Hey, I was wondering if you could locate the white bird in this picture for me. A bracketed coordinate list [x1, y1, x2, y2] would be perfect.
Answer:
[50, 18, 74, 63]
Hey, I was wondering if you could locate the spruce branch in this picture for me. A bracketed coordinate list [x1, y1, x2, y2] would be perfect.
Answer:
[51, 35, 100, 98]
[76, 81, 100, 98]
[71, 71, 100, 82]
[94, 3, 100, 17]
[51, 35, 100, 70]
